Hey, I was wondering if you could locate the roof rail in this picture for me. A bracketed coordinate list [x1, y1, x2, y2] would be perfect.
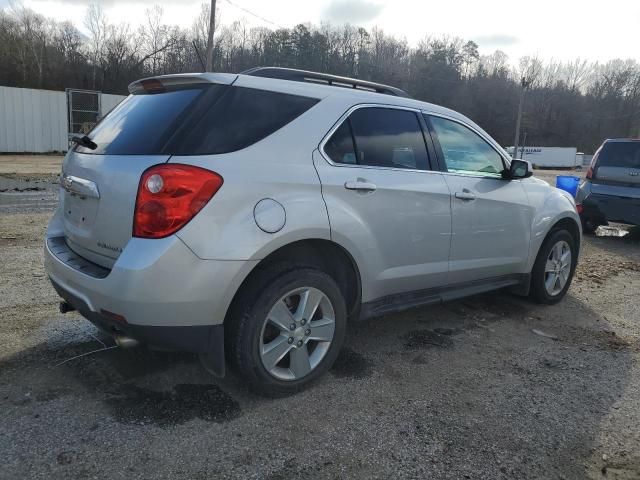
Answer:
[241, 67, 410, 98]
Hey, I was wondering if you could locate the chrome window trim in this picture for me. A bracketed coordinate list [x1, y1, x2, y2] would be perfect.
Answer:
[318, 103, 438, 174]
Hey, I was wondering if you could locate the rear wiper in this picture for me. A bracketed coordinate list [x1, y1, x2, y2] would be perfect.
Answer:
[71, 135, 97, 150]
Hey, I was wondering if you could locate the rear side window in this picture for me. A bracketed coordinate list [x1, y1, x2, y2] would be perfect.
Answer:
[173, 87, 319, 155]
[598, 142, 640, 168]
[76, 85, 318, 155]
[324, 107, 429, 170]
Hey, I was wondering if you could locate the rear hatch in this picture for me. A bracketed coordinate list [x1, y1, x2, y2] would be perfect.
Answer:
[60, 72, 322, 268]
[60, 74, 237, 268]
[591, 140, 640, 187]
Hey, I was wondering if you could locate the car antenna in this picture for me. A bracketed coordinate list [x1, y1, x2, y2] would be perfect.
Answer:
[192, 41, 206, 72]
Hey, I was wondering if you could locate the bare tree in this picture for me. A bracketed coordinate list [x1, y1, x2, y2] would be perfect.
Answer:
[0, 6, 638, 151]
[480, 50, 509, 77]
[10, 4, 52, 88]
[139, 6, 168, 75]
[84, 4, 108, 89]
[563, 58, 592, 92]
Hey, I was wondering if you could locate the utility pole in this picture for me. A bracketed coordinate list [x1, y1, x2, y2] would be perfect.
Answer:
[512, 77, 531, 159]
[205, 0, 217, 72]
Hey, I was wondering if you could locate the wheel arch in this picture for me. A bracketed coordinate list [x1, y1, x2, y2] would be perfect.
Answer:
[528, 213, 582, 275]
[514, 214, 581, 298]
[224, 238, 362, 327]
[550, 217, 581, 253]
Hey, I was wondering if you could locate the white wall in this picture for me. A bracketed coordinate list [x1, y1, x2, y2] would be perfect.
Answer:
[0, 86, 67, 153]
[101, 93, 128, 118]
[0, 86, 126, 153]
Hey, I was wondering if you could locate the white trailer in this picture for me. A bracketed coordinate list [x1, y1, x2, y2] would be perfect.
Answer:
[506, 146, 580, 168]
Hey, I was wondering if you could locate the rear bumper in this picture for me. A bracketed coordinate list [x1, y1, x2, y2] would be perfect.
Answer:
[44, 211, 256, 338]
[51, 276, 223, 354]
[577, 181, 640, 226]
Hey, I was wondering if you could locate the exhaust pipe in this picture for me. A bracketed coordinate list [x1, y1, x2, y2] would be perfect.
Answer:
[114, 335, 140, 349]
[59, 301, 76, 314]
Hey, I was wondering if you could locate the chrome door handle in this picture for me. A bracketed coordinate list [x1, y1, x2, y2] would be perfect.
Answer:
[454, 191, 476, 201]
[344, 181, 377, 192]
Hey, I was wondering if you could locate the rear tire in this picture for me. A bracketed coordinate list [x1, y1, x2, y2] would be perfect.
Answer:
[226, 265, 347, 397]
[530, 229, 577, 304]
[581, 215, 605, 234]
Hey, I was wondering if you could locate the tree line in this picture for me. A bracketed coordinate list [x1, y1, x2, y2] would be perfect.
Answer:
[1, 3, 639, 153]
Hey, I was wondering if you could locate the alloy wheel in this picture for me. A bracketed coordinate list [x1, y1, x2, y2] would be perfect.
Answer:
[259, 287, 336, 381]
[544, 240, 572, 296]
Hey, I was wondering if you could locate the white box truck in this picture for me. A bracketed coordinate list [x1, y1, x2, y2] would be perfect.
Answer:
[506, 146, 580, 168]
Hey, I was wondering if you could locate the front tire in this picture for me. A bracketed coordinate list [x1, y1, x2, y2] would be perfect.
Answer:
[227, 266, 347, 396]
[530, 229, 577, 304]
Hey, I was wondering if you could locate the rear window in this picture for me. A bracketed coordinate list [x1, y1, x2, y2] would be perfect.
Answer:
[598, 142, 640, 168]
[76, 85, 319, 155]
[76, 86, 206, 155]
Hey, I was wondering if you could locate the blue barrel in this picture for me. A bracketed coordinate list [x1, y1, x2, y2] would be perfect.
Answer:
[556, 175, 580, 197]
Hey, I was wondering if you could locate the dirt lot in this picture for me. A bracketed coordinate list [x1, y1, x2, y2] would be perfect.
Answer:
[0, 155, 63, 175]
[1, 159, 639, 479]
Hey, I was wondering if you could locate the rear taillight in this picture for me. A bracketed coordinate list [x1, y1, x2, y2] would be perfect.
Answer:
[576, 204, 584, 214]
[133, 164, 223, 239]
[585, 166, 593, 179]
[586, 146, 601, 180]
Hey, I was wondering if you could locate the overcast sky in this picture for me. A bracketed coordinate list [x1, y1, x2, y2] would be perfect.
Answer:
[5, 0, 640, 63]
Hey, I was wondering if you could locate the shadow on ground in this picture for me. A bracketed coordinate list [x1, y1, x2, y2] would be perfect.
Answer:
[0, 289, 636, 479]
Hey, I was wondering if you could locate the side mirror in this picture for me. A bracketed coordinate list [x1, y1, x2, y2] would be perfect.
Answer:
[509, 159, 533, 179]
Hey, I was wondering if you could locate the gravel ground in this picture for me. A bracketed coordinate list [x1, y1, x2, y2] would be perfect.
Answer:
[0, 155, 63, 175]
[1, 166, 640, 479]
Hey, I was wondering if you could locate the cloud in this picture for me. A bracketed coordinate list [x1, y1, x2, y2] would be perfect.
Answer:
[472, 34, 519, 48]
[322, 0, 384, 24]
[29, 0, 196, 5]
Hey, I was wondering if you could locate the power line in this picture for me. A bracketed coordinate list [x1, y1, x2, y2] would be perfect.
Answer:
[220, 0, 285, 30]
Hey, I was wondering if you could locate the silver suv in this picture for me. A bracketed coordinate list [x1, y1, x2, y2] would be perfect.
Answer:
[45, 68, 581, 395]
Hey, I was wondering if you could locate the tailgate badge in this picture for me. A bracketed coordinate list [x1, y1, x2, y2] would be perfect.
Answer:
[97, 241, 123, 253]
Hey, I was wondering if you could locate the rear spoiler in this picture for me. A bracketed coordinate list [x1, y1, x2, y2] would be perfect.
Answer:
[128, 73, 238, 94]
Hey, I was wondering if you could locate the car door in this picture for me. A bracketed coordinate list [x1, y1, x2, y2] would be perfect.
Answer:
[314, 106, 452, 303]
[426, 114, 533, 284]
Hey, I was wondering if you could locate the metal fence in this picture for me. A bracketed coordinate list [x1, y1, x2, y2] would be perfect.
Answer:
[0, 86, 126, 153]
[66, 89, 101, 136]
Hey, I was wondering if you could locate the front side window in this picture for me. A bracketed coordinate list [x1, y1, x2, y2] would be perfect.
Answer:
[324, 107, 429, 170]
[429, 115, 505, 177]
